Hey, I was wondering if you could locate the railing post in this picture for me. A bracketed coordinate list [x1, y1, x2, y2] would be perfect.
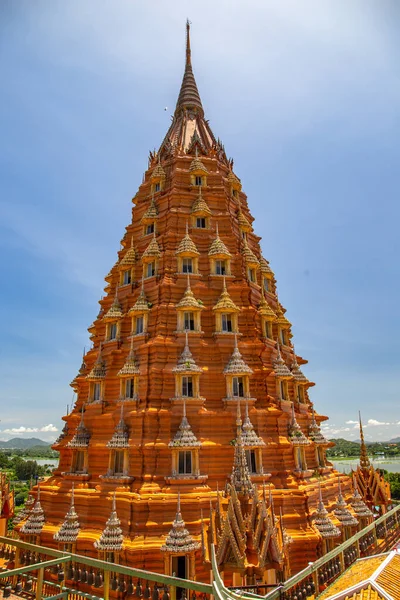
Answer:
[36, 568, 44, 600]
[103, 569, 110, 600]
[338, 552, 344, 573]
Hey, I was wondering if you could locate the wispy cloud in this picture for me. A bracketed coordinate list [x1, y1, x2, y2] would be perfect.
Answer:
[1, 424, 58, 434]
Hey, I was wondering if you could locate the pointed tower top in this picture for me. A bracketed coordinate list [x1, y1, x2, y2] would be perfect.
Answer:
[313, 483, 341, 539]
[359, 412, 371, 470]
[230, 398, 254, 497]
[161, 492, 200, 553]
[174, 21, 203, 117]
[169, 398, 201, 448]
[21, 483, 46, 536]
[54, 484, 81, 543]
[333, 476, 358, 527]
[94, 492, 124, 552]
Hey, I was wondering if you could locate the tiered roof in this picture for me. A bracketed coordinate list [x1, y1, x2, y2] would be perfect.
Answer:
[351, 477, 373, 519]
[230, 401, 254, 496]
[67, 408, 90, 448]
[273, 343, 293, 379]
[176, 224, 200, 255]
[213, 278, 239, 312]
[313, 485, 341, 539]
[107, 405, 129, 448]
[86, 345, 106, 380]
[129, 278, 150, 313]
[119, 238, 137, 267]
[176, 277, 203, 310]
[333, 477, 358, 528]
[288, 405, 310, 446]
[308, 408, 329, 445]
[20, 484, 45, 537]
[141, 195, 158, 223]
[103, 288, 123, 321]
[241, 401, 265, 448]
[142, 234, 161, 259]
[169, 400, 201, 448]
[172, 333, 202, 374]
[191, 187, 211, 215]
[54, 485, 80, 543]
[161, 492, 200, 553]
[208, 225, 231, 257]
[117, 338, 140, 377]
[94, 493, 124, 552]
[224, 335, 253, 375]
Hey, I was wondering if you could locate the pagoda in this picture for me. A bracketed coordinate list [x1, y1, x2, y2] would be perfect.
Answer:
[16, 22, 385, 585]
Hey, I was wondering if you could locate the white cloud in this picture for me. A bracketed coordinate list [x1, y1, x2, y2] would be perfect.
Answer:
[1, 424, 58, 435]
[367, 419, 391, 426]
[346, 420, 358, 424]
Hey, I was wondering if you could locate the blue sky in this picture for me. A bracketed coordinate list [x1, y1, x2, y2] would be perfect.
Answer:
[1, 0, 399, 442]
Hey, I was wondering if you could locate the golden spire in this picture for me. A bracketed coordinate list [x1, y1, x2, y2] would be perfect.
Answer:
[359, 411, 371, 470]
[175, 20, 203, 116]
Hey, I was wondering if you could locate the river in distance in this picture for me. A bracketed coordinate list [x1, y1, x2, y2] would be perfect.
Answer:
[332, 456, 400, 474]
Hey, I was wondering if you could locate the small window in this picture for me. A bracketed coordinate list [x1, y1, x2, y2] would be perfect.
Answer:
[245, 449, 257, 474]
[154, 182, 160, 192]
[280, 329, 287, 345]
[178, 450, 192, 475]
[232, 377, 244, 397]
[182, 376, 193, 397]
[242, 231, 247, 240]
[182, 257, 193, 273]
[108, 323, 117, 340]
[122, 269, 131, 285]
[146, 262, 156, 278]
[92, 382, 101, 402]
[135, 316, 144, 335]
[221, 313, 232, 332]
[184, 312, 195, 331]
[145, 223, 155, 235]
[215, 260, 226, 275]
[298, 386, 305, 403]
[280, 380, 287, 400]
[125, 378, 135, 398]
[113, 450, 125, 475]
[248, 268, 256, 283]
[263, 278, 270, 292]
[195, 176, 202, 186]
[232, 189, 238, 198]
[74, 450, 85, 473]
[196, 217, 206, 229]
[264, 321, 272, 339]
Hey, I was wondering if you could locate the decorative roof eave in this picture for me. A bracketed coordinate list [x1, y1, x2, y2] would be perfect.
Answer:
[119, 238, 137, 267]
[176, 276, 203, 310]
[333, 477, 359, 527]
[94, 493, 124, 552]
[288, 405, 310, 446]
[176, 225, 200, 256]
[172, 332, 203, 374]
[258, 292, 276, 320]
[275, 301, 292, 329]
[20, 484, 45, 537]
[117, 338, 140, 377]
[161, 492, 201, 553]
[54, 484, 80, 543]
[103, 289, 124, 321]
[227, 170, 242, 191]
[67, 407, 91, 448]
[189, 148, 208, 175]
[208, 225, 231, 258]
[308, 409, 329, 445]
[313, 485, 341, 539]
[141, 195, 159, 223]
[151, 161, 166, 182]
[191, 187, 211, 216]
[351, 476, 373, 518]
[241, 401, 265, 448]
[223, 335, 253, 375]
[86, 345, 106, 380]
[237, 210, 252, 232]
[242, 240, 259, 267]
[273, 343, 293, 380]
[107, 405, 130, 448]
[142, 234, 161, 260]
[291, 350, 310, 384]
[168, 400, 201, 448]
[230, 401, 255, 497]
[129, 280, 150, 314]
[212, 278, 239, 313]
[260, 257, 274, 278]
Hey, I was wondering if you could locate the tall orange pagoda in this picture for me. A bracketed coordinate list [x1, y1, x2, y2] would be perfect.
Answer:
[15, 23, 384, 586]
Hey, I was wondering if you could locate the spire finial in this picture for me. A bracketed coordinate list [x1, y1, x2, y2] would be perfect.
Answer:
[185, 220, 189, 234]
[186, 19, 191, 67]
[216, 222, 219, 237]
[186, 272, 191, 291]
[37, 481, 41, 501]
[183, 397, 187, 418]
[112, 491, 117, 513]
[236, 397, 242, 430]
[71, 483, 75, 507]
[234, 332, 238, 349]
[358, 411, 371, 469]
[222, 275, 227, 292]
[177, 490, 181, 516]
[185, 330, 189, 348]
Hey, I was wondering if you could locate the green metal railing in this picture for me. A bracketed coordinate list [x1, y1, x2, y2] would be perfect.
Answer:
[0, 503, 399, 600]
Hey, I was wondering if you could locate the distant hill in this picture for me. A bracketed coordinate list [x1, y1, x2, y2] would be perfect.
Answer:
[0, 437, 50, 449]
[390, 437, 400, 443]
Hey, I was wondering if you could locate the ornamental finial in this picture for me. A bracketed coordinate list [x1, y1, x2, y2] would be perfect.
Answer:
[186, 19, 191, 67]
[358, 411, 371, 469]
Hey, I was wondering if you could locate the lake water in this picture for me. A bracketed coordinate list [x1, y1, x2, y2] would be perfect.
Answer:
[332, 457, 400, 474]
[35, 458, 59, 468]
